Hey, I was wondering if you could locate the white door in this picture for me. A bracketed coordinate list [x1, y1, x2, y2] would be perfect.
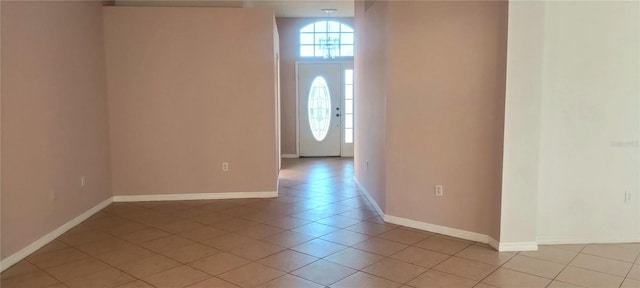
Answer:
[298, 63, 342, 156]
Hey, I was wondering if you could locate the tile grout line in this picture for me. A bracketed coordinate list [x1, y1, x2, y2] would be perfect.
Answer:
[5, 159, 638, 288]
[394, 243, 467, 287]
[619, 250, 640, 288]
[545, 244, 588, 287]
[28, 241, 147, 288]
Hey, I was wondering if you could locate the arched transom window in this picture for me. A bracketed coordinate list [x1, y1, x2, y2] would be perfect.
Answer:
[300, 21, 354, 58]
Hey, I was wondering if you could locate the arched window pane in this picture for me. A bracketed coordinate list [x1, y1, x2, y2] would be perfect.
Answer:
[328, 21, 340, 32]
[315, 21, 327, 32]
[301, 45, 314, 57]
[341, 33, 354, 45]
[314, 45, 324, 57]
[301, 33, 314, 45]
[341, 24, 353, 33]
[340, 45, 353, 57]
[301, 24, 314, 33]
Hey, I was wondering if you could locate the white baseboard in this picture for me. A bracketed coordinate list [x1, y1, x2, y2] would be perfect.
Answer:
[353, 177, 385, 219]
[112, 191, 278, 202]
[282, 154, 298, 159]
[537, 236, 640, 245]
[0, 197, 113, 272]
[488, 237, 500, 250]
[496, 241, 538, 251]
[385, 214, 491, 244]
[352, 177, 543, 251]
[352, 177, 518, 249]
[489, 236, 538, 251]
[384, 215, 540, 251]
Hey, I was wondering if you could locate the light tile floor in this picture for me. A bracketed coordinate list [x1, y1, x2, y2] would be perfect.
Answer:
[2, 158, 640, 288]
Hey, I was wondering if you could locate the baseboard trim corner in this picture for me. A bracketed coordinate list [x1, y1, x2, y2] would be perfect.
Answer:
[112, 191, 278, 202]
[496, 241, 538, 252]
[488, 237, 500, 250]
[281, 154, 299, 159]
[0, 197, 113, 272]
[353, 177, 385, 219]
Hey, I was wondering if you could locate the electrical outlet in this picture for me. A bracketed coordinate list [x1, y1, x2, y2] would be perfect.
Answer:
[435, 185, 443, 197]
[625, 191, 632, 203]
[222, 162, 229, 172]
[81, 176, 86, 187]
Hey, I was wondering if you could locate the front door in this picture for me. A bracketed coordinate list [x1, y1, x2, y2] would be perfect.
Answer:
[298, 63, 342, 156]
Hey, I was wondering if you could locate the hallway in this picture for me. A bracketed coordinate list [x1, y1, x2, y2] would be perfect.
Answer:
[1, 158, 639, 287]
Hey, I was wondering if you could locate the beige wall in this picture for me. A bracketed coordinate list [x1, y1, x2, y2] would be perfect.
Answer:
[275, 17, 354, 156]
[353, 0, 388, 210]
[355, 1, 507, 238]
[103, 7, 279, 196]
[384, 1, 507, 238]
[1, 1, 112, 259]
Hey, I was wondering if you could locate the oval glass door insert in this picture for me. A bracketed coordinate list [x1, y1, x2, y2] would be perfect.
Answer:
[308, 76, 332, 141]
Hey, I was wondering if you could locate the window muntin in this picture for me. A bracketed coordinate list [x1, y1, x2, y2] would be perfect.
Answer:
[300, 21, 354, 58]
[344, 69, 354, 143]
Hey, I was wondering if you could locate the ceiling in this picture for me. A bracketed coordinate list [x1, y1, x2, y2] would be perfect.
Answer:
[114, 0, 355, 17]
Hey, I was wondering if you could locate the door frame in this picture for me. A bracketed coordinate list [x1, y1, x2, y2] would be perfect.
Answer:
[295, 60, 354, 157]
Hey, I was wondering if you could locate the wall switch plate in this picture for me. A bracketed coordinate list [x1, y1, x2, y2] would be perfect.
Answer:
[81, 176, 86, 187]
